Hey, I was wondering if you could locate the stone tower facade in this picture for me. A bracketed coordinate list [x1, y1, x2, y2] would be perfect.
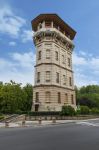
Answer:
[31, 14, 76, 111]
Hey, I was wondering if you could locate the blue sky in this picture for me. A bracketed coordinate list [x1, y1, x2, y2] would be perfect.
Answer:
[0, 0, 99, 86]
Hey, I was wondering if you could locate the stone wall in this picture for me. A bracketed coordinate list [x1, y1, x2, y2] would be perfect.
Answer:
[33, 86, 76, 111]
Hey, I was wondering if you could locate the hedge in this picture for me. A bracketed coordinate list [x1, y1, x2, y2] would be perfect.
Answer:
[28, 111, 61, 116]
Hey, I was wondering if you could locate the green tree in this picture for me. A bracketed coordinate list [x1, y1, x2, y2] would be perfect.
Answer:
[22, 84, 33, 111]
[79, 106, 90, 115]
[76, 85, 99, 109]
[0, 81, 27, 113]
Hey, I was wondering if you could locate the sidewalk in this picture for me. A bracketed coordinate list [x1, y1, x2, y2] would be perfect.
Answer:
[0, 120, 76, 128]
[1, 118, 99, 128]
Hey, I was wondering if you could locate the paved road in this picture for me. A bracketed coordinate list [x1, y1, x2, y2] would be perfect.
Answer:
[0, 120, 99, 150]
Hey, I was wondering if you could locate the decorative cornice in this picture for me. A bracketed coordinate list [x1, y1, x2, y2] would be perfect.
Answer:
[33, 29, 74, 51]
[33, 84, 75, 91]
[34, 63, 73, 73]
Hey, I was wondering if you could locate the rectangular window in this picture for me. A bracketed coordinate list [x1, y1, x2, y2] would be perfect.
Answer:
[37, 72, 40, 83]
[63, 75, 66, 85]
[35, 92, 39, 102]
[46, 71, 50, 82]
[69, 77, 72, 86]
[46, 49, 50, 59]
[55, 51, 58, 61]
[38, 51, 41, 60]
[66, 42, 70, 50]
[65, 93, 68, 104]
[62, 55, 65, 64]
[56, 72, 59, 83]
[68, 58, 71, 67]
[58, 92, 61, 103]
[71, 94, 74, 104]
[46, 92, 51, 103]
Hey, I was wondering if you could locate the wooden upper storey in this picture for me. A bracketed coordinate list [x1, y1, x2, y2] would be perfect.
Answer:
[31, 14, 76, 40]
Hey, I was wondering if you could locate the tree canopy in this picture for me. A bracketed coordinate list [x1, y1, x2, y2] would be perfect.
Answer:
[0, 81, 33, 113]
[76, 85, 99, 108]
[0, 81, 99, 114]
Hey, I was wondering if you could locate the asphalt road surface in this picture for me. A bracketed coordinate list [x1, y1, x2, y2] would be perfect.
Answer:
[0, 119, 99, 150]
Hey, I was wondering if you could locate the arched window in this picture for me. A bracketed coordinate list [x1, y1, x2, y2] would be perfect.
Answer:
[45, 92, 51, 103]
[58, 92, 61, 103]
[71, 94, 74, 104]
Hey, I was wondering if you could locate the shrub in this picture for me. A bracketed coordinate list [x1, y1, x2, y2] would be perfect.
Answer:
[78, 97, 97, 108]
[61, 105, 75, 116]
[0, 115, 4, 120]
[28, 111, 60, 116]
[79, 106, 90, 115]
[76, 108, 81, 115]
[91, 108, 99, 115]
[15, 110, 23, 114]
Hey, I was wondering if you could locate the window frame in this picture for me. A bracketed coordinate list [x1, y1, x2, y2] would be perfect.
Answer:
[65, 93, 68, 104]
[37, 72, 40, 83]
[55, 51, 58, 61]
[46, 71, 50, 82]
[71, 94, 74, 104]
[45, 91, 51, 103]
[62, 55, 65, 64]
[56, 72, 59, 83]
[58, 92, 61, 103]
[68, 57, 71, 67]
[46, 49, 50, 59]
[69, 77, 72, 86]
[38, 51, 41, 60]
[35, 92, 39, 102]
[63, 75, 66, 85]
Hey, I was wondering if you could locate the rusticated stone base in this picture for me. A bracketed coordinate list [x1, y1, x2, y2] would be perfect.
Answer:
[32, 85, 76, 112]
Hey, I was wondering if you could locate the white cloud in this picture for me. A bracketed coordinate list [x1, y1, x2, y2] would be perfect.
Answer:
[74, 70, 98, 87]
[73, 51, 99, 70]
[11, 51, 35, 67]
[73, 52, 87, 65]
[0, 58, 13, 70]
[90, 57, 99, 70]
[21, 30, 33, 43]
[73, 51, 99, 86]
[79, 51, 87, 56]
[0, 5, 26, 37]
[0, 4, 33, 43]
[9, 41, 16, 46]
[0, 51, 36, 86]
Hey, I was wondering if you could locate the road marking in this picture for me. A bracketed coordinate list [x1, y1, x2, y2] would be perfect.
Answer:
[76, 121, 99, 127]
